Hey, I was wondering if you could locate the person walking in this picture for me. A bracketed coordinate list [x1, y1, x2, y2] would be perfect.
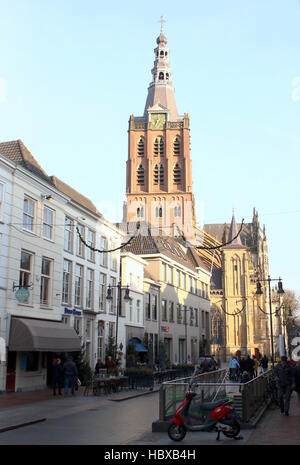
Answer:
[260, 355, 269, 373]
[229, 356, 240, 381]
[246, 355, 254, 379]
[52, 358, 63, 396]
[274, 355, 294, 416]
[294, 359, 300, 406]
[63, 356, 78, 396]
[253, 356, 259, 377]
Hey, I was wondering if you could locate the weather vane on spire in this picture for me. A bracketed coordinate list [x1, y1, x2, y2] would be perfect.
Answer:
[159, 15, 166, 32]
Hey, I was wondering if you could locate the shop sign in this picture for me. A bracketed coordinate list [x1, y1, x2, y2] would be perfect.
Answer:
[161, 325, 169, 333]
[64, 307, 82, 316]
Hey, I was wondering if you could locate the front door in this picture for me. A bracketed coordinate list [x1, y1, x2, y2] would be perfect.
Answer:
[6, 351, 16, 392]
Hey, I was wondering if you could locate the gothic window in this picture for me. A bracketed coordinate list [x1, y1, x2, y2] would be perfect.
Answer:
[137, 206, 144, 218]
[166, 73, 169, 80]
[173, 137, 180, 155]
[154, 164, 164, 185]
[173, 163, 181, 184]
[160, 50, 164, 57]
[232, 256, 242, 295]
[137, 137, 144, 157]
[165, 51, 168, 57]
[159, 72, 164, 80]
[154, 137, 164, 156]
[174, 205, 181, 217]
[156, 206, 163, 218]
[137, 164, 144, 186]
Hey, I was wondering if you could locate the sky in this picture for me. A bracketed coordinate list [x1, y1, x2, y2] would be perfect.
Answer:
[0, 0, 300, 295]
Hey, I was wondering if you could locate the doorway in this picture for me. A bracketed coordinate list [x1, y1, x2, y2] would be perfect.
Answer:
[6, 351, 16, 392]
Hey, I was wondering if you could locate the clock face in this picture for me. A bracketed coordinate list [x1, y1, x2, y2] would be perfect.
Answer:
[151, 113, 166, 129]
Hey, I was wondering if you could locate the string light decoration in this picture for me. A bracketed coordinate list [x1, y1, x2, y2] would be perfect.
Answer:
[75, 222, 140, 254]
[214, 298, 246, 316]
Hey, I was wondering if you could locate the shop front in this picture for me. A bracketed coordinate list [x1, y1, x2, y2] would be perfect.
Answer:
[6, 317, 81, 392]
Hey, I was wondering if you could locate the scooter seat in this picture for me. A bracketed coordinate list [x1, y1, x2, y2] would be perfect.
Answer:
[201, 398, 229, 410]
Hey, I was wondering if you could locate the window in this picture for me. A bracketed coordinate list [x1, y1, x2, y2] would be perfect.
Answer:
[153, 137, 164, 156]
[111, 250, 118, 272]
[87, 229, 95, 262]
[77, 224, 85, 257]
[129, 300, 133, 322]
[137, 300, 141, 323]
[75, 264, 83, 307]
[154, 163, 164, 185]
[145, 293, 151, 319]
[99, 273, 106, 312]
[202, 310, 205, 328]
[42, 206, 54, 240]
[62, 259, 72, 305]
[98, 324, 105, 361]
[166, 73, 169, 80]
[74, 317, 81, 335]
[100, 236, 108, 267]
[182, 273, 186, 290]
[205, 284, 208, 299]
[21, 352, 39, 372]
[109, 277, 117, 314]
[152, 294, 157, 321]
[137, 206, 144, 218]
[188, 276, 193, 293]
[0, 182, 4, 218]
[40, 258, 51, 306]
[169, 301, 174, 322]
[19, 251, 32, 298]
[162, 263, 167, 281]
[162, 299, 167, 321]
[194, 309, 198, 327]
[175, 269, 180, 287]
[173, 164, 181, 184]
[86, 269, 94, 309]
[64, 216, 73, 252]
[23, 196, 35, 231]
[137, 137, 144, 157]
[159, 71, 164, 80]
[155, 205, 163, 218]
[174, 205, 181, 217]
[168, 266, 173, 284]
[193, 278, 197, 294]
[177, 304, 182, 323]
[62, 315, 69, 325]
[109, 321, 115, 341]
[183, 306, 187, 324]
[190, 307, 194, 326]
[173, 137, 180, 155]
[137, 164, 145, 186]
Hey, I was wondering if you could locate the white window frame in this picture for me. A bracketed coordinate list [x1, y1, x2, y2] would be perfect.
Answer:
[76, 223, 85, 258]
[23, 195, 35, 232]
[62, 259, 72, 305]
[99, 273, 107, 312]
[64, 216, 73, 253]
[19, 250, 33, 304]
[42, 206, 54, 241]
[86, 268, 94, 309]
[87, 229, 95, 262]
[40, 257, 52, 307]
[75, 264, 83, 307]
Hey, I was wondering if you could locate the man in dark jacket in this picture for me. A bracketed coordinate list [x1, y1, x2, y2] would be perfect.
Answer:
[274, 355, 294, 416]
[260, 355, 269, 373]
[245, 355, 255, 379]
[52, 358, 63, 396]
[63, 356, 78, 396]
[294, 360, 300, 406]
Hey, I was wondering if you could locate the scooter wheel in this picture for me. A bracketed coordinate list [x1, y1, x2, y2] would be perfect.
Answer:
[167, 423, 187, 441]
[223, 419, 240, 438]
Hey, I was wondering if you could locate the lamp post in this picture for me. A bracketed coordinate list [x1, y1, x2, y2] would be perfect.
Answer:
[106, 282, 131, 362]
[256, 276, 284, 368]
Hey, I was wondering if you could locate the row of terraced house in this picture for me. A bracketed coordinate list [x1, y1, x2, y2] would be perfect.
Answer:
[0, 140, 211, 392]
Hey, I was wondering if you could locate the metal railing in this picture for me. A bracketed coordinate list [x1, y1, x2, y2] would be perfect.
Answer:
[159, 369, 273, 423]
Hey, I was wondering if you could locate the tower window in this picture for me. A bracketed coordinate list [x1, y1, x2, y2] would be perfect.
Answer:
[137, 206, 144, 218]
[137, 137, 144, 157]
[154, 163, 164, 185]
[173, 137, 180, 155]
[173, 163, 181, 184]
[166, 73, 169, 80]
[137, 164, 144, 186]
[159, 72, 164, 80]
[160, 50, 164, 57]
[156, 206, 163, 218]
[174, 205, 181, 217]
[154, 137, 164, 156]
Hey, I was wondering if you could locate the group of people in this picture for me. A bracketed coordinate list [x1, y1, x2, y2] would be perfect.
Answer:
[273, 356, 300, 416]
[52, 356, 78, 396]
[94, 356, 116, 375]
[229, 353, 269, 382]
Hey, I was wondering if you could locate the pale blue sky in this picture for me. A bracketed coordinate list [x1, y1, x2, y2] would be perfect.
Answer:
[0, 0, 300, 294]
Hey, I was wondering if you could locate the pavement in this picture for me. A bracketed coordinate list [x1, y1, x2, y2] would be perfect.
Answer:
[0, 385, 159, 433]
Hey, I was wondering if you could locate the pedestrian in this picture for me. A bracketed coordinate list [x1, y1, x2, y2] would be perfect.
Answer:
[63, 356, 78, 396]
[229, 356, 240, 381]
[94, 359, 105, 375]
[294, 360, 300, 406]
[246, 355, 254, 379]
[52, 358, 63, 396]
[253, 356, 259, 377]
[260, 355, 269, 373]
[273, 355, 294, 416]
[105, 355, 115, 372]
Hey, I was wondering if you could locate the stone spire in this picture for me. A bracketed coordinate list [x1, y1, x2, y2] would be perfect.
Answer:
[144, 19, 179, 120]
[226, 210, 243, 248]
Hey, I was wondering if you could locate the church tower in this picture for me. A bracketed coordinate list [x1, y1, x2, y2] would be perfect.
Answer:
[126, 20, 194, 238]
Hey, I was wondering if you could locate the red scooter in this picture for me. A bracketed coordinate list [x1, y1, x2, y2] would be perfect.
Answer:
[168, 368, 241, 442]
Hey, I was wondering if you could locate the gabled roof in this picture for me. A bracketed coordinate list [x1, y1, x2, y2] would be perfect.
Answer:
[0, 139, 52, 184]
[50, 176, 101, 217]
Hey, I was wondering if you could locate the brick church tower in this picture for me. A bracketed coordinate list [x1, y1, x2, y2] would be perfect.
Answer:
[125, 21, 194, 239]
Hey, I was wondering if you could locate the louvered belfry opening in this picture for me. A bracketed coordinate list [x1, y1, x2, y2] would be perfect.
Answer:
[154, 163, 164, 185]
[154, 137, 164, 156]
[137, 137, 144, 156]
[137, 164, 144, 185]
[173, 137, 180, 155]
[173, 163, 181, 184]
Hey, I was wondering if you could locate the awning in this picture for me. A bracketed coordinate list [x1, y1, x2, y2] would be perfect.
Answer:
[8, 317, 81, 352]
[135, 342, 148, 353]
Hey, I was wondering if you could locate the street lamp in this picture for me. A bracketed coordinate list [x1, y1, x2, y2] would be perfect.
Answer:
[255, 276, 284, 368]
[106, 282, 131, 362]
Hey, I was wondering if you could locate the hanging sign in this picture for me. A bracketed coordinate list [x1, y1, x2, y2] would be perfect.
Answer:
[15, 287, 30, 303]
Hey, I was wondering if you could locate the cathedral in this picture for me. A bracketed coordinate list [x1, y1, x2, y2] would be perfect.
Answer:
[125, 21, 271, 361]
